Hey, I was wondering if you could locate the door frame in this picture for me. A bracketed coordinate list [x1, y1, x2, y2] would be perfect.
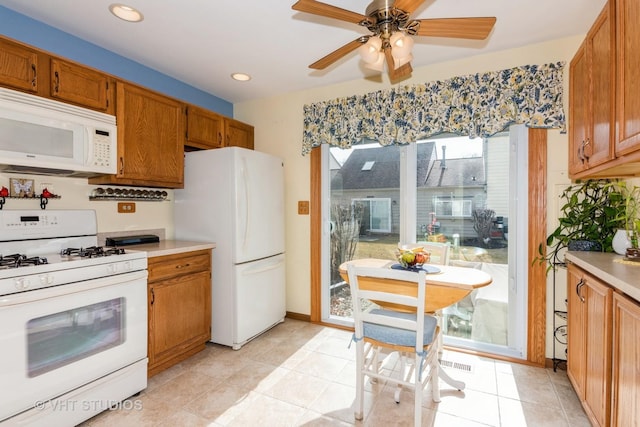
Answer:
[309, 128, 547, 366]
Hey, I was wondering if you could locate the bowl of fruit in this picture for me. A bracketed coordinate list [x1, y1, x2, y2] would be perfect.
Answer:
[397, 247, 430, 269]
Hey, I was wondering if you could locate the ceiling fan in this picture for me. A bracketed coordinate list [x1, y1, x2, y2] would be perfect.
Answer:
[292, 0, 496, 83]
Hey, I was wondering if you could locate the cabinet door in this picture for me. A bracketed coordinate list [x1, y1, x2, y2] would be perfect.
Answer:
[587, 3, 615, 168]
[50, 58, 113, 113]
[91, 82, 184, 188]
[568, 3, 615, 178]
[225, 118, 254, 149]
[616, 0, 640, 155]
[148, 270, 211, 366]
[611, 292, 640, 427]
[583, 275, 613, 427]
[569, 43, 589, 176]
[567, 264, 586, 397]
[0, 38, 40, 93]
[185, 105, 224, 149]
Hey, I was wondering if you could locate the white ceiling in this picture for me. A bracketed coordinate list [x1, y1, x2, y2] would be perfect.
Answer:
[0, 0, 606, 104]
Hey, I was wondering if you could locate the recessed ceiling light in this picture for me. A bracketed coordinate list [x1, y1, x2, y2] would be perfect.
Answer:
[109, 4, 144, 22]
[231, 73, 251, 82]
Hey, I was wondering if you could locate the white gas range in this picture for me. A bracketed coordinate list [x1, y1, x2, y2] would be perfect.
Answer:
[0, 210, 148, 426]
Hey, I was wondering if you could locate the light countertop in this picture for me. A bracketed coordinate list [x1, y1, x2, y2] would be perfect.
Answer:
[125, 240, 215, 258]
[565, 251, 640, 303]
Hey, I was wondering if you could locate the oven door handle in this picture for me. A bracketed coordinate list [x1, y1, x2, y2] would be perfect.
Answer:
[0, 270, 148, 306]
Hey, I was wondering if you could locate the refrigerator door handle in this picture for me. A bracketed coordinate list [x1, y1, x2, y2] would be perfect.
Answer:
[239, 157, 250, 252]
[239, 257, 284, 276]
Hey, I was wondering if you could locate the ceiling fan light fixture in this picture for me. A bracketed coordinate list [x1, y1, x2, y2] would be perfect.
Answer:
[358, 36, 382, 64]
[391, 32, 414, 61]
[363, 52, 385, 71]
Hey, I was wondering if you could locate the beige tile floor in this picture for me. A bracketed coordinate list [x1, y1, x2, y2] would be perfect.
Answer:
[83, 319, 590, 426]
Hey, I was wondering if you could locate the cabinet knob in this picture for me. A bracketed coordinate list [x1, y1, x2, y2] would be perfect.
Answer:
[582, 138, 590, 161]
[54, 71, 60, 93]
[31, 64, 37, 88]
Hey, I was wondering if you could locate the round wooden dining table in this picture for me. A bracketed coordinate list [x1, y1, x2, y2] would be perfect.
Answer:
[338, 258, 493, 313]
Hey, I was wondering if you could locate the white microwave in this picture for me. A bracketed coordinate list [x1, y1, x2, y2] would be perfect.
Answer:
[0, 88, 117, 177]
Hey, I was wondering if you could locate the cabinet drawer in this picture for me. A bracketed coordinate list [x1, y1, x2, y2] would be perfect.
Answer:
[148, 250, 211, 282]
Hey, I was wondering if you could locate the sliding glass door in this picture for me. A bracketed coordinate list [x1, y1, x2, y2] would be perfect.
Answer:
[322, 126, 528, 359]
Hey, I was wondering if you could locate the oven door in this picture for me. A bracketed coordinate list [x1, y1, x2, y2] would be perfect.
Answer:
[0, 270, 147, 422]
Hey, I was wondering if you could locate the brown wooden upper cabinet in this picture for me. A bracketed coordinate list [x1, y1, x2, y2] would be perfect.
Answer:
[0, 37, 114, 114]
[89, 82, 185, 188]
[225, 117, 254, 149]
[615, 0, 640, 156]
[50, 58, 114, 114]
[568, 3, 615, 177]
[185, 105, 225, 149]
[0, 37, 41, 93]
[569, 0, 640, 179]
[185, 105, 254, 150]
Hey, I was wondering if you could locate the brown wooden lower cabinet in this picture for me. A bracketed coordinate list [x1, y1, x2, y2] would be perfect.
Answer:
[567, 262, 640, 427]
[147, 249, 211, 377]
[611, 292, 640, 426]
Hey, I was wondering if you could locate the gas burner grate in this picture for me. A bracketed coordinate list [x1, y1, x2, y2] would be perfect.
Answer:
[61, 246, 126, 258]
[0, 253, 49, 269]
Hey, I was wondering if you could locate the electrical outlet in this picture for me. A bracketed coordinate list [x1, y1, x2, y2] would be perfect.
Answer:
[298, 200, 310, 215]
[117, 202, 136, 213]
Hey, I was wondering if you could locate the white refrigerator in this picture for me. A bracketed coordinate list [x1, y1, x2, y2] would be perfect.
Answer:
[174, 147, 285, 349]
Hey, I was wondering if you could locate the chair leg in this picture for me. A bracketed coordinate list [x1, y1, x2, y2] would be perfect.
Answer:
[435, 311, 444, 356]
[354, 340, 365, 420]
[414, 353, 423, 426]
[394, 352, 406, 403]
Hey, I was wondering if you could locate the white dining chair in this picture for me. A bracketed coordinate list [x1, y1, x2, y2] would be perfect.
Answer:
[414, 241, 451, 266]
[347, 263, 441, 425]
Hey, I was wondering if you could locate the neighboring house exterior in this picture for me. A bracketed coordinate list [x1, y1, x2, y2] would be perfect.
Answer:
[331, 138, 509, 242]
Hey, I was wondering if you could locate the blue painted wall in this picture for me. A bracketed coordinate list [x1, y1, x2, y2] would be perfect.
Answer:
[0, 6, 233, 117]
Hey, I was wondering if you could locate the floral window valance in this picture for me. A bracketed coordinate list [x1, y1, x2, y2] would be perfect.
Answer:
[301, 62, 566, 155]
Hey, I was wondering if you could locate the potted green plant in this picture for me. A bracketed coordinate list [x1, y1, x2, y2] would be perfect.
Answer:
[537, 179, 627, 271]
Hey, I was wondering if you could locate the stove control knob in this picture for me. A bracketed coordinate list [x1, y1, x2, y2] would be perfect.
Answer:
[123, 261, 131, 271]
[107, 264, 116, 274]
[14, 278, 29, 290]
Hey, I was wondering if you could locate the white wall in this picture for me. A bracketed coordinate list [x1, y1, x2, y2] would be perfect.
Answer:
[234, 35, 583, 358]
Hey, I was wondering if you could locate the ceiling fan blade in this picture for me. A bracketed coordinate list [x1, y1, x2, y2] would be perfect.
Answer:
[393, 0, 427, 14]
[309, 38, 366, 70]
[292, 0, 369, 25]
[414, 17, 497, 39]
[384, 47, 413, 83]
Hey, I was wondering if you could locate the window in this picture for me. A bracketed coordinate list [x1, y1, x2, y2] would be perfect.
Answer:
[351, 198, 391, 233]
[434, 196, 473, 218]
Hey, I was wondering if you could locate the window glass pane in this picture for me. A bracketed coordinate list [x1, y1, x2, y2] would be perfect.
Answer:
[329, 144, 399, 319]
